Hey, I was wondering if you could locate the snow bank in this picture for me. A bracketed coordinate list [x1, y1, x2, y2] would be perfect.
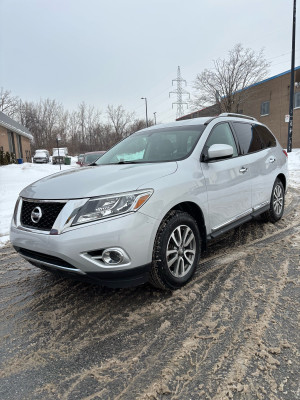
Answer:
[0, 159, 79, 246]
[287, 148, 300, 188]
[0, 151, 299, 247]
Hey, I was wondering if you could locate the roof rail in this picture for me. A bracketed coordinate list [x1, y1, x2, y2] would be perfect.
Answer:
[219, 113, 257, 121]
[204, 116, 218, 125]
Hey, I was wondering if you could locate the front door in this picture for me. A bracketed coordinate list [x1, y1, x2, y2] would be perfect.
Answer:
[201, 122, 252, 232]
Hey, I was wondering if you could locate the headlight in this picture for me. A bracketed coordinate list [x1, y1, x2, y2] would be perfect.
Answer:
[72, 190, 153, 225]
[13, 197, 21, 226]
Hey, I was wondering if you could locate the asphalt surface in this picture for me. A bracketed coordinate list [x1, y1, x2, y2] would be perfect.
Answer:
[0, 188, 299, 400]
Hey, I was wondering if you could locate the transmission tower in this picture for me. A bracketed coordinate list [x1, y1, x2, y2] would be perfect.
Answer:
[169, 66, 190, 119]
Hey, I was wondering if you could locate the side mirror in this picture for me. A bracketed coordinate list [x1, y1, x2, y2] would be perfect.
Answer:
[207, 144, 233, 160]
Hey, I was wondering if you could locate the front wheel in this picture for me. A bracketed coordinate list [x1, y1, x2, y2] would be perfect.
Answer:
[149, 210, 201, 290]
[262, 178, 285, 223]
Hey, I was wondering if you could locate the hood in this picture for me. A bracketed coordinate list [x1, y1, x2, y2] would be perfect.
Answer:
[20, 163, 177, 200]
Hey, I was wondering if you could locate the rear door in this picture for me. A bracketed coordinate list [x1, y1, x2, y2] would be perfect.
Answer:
[231, 122, 276, 211]
[201, 122, 252, 232]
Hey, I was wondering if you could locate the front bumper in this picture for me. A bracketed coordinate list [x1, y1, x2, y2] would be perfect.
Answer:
[10, 212, 158, 288]
[52, 157, 65, 164]
[33, 158, 48, 163]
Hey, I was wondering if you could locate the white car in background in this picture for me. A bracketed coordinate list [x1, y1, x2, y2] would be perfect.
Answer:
[33, 149, 50, 163]
[52, 147, 68, 164]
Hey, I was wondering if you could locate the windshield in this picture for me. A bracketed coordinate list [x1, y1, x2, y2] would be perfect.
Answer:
[84, 153, 104, 163]
[96, 126, 205, 165]
[35, 151, 47, 156]
[53, 150, 66, 156]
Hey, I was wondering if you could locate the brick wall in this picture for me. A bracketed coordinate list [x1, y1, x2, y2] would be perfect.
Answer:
[0, 126, 9, 153]
[239, 73, 300, 148]
[21, 135, 32, 162]
[0, 126, 32, 161]
[182, 69, 300, 149]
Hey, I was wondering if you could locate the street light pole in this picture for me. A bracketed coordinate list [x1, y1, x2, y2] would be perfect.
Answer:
[141, 97, 148, 127]
[287, 0, 297, 153]
[56, 135, 61, 171]
[153, 112, 157, 125]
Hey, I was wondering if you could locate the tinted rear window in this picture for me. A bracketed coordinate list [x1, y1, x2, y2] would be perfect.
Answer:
[253, 125, 276, 148]
[232, 122, 263, 155]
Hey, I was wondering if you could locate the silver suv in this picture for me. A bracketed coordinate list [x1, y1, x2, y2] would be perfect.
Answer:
[11, 114, 288, 290]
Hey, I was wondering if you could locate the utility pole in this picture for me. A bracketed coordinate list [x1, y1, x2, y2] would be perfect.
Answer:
[141, 97, 148, 127]
[169, 66, 190, 119]
[56, 135, 61, 171]
[153, 112, 157, 125]
[287, 0, 297, 152]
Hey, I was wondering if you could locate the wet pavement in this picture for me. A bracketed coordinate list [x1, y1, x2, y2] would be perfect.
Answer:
[0, 188, 299, 400]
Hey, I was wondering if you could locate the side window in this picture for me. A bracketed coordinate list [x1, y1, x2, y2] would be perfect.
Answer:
[205, 123, 238, 157]
[232, 122, 262, 155]
[253, 125, 276, 148]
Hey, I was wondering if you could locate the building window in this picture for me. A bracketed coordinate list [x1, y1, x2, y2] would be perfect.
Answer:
[16, 134, 23, 158]
[260, 101, 270, 116]
[8, 131, 16, 154]
[295, 92, 300, 109]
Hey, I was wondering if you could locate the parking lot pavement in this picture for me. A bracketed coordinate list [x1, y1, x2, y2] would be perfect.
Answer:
[0, 188, 299, 400]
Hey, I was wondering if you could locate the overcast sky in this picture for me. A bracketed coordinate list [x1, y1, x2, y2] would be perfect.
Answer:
[1, 0, 299, 123]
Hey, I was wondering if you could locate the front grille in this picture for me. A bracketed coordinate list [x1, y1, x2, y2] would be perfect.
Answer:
[21, 200, 66, 230]
[16, 247, 77, 269]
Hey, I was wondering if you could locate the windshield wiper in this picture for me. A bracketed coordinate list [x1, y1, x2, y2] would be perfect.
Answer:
[114, 160, 140, 164]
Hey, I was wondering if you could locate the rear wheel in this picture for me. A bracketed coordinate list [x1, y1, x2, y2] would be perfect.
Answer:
[149, 210, 201, 290]
[262, 178, 285, 223]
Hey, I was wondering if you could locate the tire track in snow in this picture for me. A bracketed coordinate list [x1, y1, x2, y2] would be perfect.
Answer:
[0, 190, 299, 399]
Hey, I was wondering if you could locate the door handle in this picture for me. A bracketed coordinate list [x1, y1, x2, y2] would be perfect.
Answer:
[239, 167, 248, 174]
[269, 157, 276, 163]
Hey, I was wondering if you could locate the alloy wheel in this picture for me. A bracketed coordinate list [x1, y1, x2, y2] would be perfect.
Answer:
[273, 184, 284, 216]
[166, 224, 196, 278]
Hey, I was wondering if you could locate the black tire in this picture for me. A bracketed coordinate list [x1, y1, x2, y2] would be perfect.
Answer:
[149, 210, 201, 290]
[262, 178, 285, 223]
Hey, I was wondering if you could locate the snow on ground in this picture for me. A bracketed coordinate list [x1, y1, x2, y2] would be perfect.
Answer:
[0, 151, 299, 248]
[287, 148, 300, 188]
[0, 158, 79, 246]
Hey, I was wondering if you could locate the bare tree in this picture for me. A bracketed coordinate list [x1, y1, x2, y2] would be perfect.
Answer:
[77, 102, 87, 145]
[18, 101, 41, 146]
[0, 88, 19, 117]
[3, 88, 151, 155]
[74, 102, 103, 152]
[18, 99, 65, 151]
[191, 44, 270, 113]
[106, 105, 134, 140]
[129, 118, 152, 133]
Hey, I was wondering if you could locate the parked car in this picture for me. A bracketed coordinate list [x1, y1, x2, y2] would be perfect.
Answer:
[33, 149, 50, 163]
[11, 114, 288, 290]
[79, 151, 106, 166]
[52, 147, 68, 164]
[76, 154, 84, 165]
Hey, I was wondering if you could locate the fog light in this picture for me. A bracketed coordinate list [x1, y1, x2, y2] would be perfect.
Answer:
[102, 248, 124, 265]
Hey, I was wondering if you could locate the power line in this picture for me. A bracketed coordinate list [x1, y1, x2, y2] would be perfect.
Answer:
[169, 66, 190, 119]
